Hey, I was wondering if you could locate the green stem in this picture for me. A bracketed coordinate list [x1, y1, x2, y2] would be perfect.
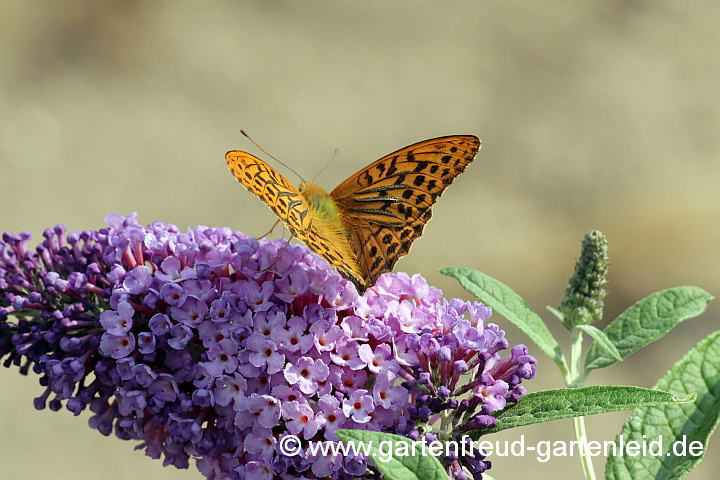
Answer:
[558, 357, 572, 385]
[570, 328, 596, 480]
[570, 328, 585, 388]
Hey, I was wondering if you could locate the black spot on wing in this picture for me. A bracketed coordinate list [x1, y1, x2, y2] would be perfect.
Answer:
[403, 206, 413, 220]
[363, 171, 373, 186]
[386, 157, 398, 176]
[413, 161, 429, 173]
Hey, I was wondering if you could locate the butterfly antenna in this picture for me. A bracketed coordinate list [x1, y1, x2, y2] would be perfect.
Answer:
[240, 130, 305, 183]
[311, 148, 340, 185]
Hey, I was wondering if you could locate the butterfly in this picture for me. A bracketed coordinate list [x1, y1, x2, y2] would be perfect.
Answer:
[225, 135, 481, 291]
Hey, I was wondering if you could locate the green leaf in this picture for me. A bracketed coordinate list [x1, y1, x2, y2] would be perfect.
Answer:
[468, 386, 694, 438]
[584, 287, 713, 373]
[576, 324, 622, 363]
[441, 267, 568, 372]
[335, 430, 448, 480]
[605, 330, 720, 480]
[546, 305, 565, 322]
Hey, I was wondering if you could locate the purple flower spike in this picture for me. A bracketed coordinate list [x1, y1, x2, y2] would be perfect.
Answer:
[0, 214, 535, 480]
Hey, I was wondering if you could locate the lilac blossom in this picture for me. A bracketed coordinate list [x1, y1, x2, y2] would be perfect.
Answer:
[244, 393, 282, 429]
[283, 400, 320, 438]
[159, 282, 188, 306]
[99, 301, 134, 335]
[123, 266, 153, 294]
[316, 394, 346, 439]
[247, 334, 285, 374]
[284, 356, 330, 395]
[170, 295, 208, 327]
[343, 389, 375, 423]
[0, 213, 536, 480]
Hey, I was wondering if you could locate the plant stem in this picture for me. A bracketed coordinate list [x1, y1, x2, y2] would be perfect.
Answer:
[570, 328, 596, 480]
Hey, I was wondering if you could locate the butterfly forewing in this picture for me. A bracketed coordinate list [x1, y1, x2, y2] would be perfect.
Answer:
[330, 135, 481, 286]
[225, 151, 365, 286]
[226, 152, 310, 235]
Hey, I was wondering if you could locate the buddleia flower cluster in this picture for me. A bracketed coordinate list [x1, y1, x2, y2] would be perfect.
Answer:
[0, 213, 536, 480]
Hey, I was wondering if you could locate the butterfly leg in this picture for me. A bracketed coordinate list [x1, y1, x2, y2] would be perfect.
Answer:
[258, 233, 294, 273]
[258, 219, 282, 239]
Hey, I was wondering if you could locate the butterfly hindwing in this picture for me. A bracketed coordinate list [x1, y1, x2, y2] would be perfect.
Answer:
[332, 135, 480, 286]
[346, 209, 433, 288]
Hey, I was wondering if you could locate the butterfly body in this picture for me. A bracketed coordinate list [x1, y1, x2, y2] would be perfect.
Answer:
[226, 135, 481, 291]
[298, 182, 360, 279]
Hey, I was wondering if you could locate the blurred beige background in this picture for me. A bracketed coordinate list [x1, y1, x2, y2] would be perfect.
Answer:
[1, 1, 718, 479]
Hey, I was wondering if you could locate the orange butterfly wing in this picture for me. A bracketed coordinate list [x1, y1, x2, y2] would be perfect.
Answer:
[330, 135, 481, 287]
[225, 151, 365, 285]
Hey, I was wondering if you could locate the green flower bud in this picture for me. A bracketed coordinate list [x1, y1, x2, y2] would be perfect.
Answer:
[558, 230, 609, 329]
